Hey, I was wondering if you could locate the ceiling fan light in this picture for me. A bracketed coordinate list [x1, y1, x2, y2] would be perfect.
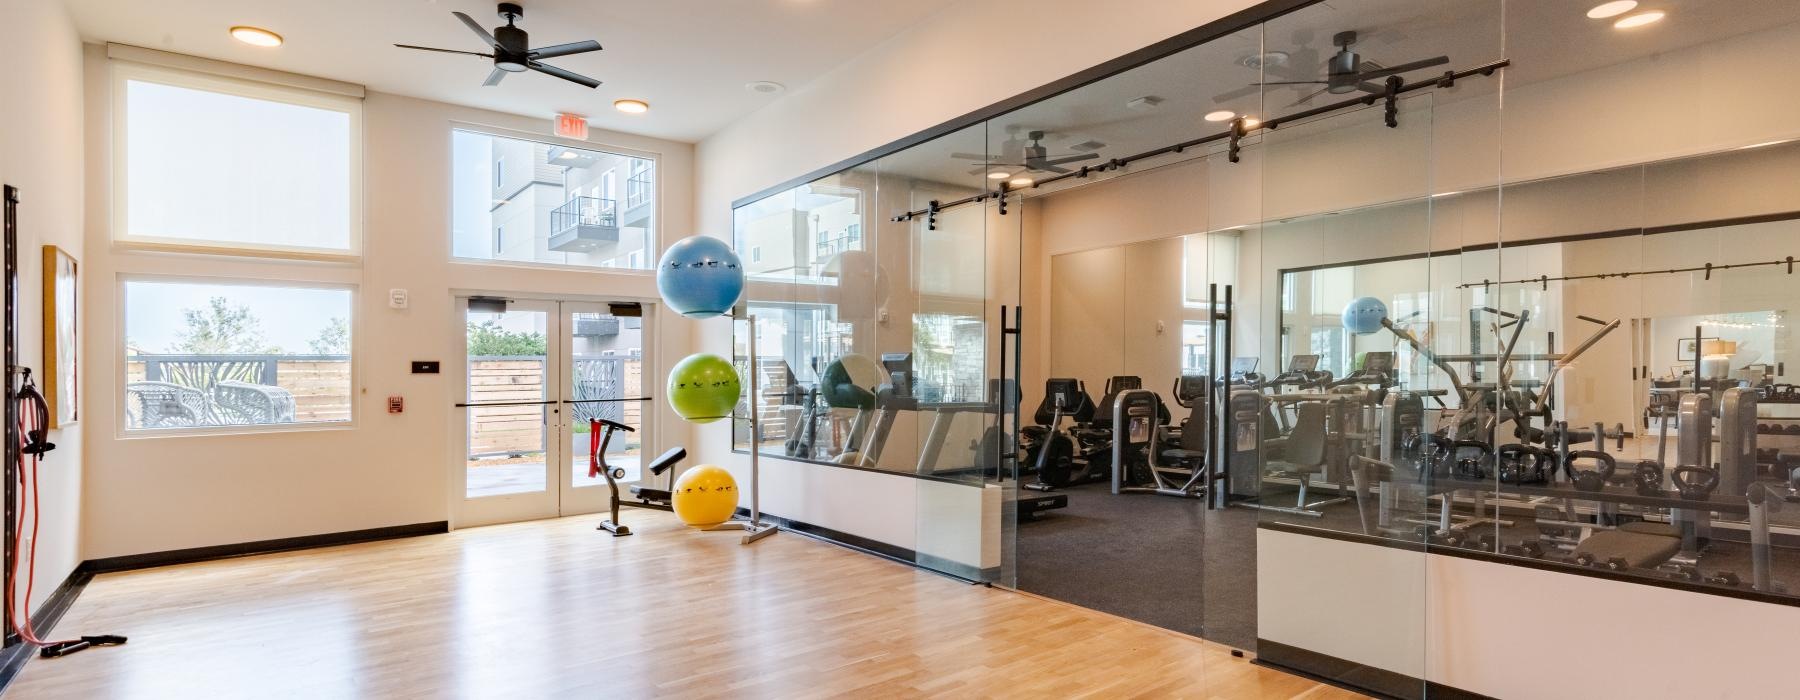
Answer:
[1586, 1, 1638, 19]
[1613, 10, 1665, 29]
[1204, 110, 1236, 122]
[229, 26, 283, 47]
[987, 172, 1011, 180]
[614, 99, 649, 114]
[1009, 177, 1034, 187]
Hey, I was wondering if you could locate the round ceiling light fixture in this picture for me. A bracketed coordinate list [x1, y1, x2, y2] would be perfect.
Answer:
[229, 26, 283, 47]
[1009, 177, 1034, 187]
[614, 99, 649, 114]
[1613, 10, 1665, 29]
[986, 172, 1011, 180]
[1204, 110, 1236, 122]
[1586, 1, 1638, 19]
[746, 81, 786, 95]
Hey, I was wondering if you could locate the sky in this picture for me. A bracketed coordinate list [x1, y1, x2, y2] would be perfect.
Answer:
[126, 281, 350, 355]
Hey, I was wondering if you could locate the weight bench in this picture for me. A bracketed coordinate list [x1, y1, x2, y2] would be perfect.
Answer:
[626, 447, 691, 506]
[1573, 528, 1681, 570]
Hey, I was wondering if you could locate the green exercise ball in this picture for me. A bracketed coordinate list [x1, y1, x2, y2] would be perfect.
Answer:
[667, 353, 741, 424]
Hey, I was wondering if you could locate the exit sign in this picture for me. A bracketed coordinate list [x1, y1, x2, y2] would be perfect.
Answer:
[554, 113, 588, 140]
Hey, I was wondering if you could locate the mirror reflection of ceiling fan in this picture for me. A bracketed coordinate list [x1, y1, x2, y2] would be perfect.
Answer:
[953, 130, 1101, 176]
[1214, 30, 1448, 107]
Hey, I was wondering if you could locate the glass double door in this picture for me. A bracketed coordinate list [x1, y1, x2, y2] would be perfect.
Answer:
[456, 298, 655, 527]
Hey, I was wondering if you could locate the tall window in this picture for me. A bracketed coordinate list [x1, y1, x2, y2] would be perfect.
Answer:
[1182, 320, 1210, 374]
[452, 129, 656, 270]
[123, 279, 354, 432]
[113, 63, 362, 255]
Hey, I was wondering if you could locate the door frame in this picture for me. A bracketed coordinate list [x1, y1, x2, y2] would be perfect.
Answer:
[449, 293, 663, 529]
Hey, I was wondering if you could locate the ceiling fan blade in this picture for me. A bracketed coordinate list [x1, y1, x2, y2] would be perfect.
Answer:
[1286, 87, 1329, 107]
[1357, 55, 1449, 80]
[531, 40, 603, 59]
[1040, 153, 1100, 166]
[1257, 80, 1330, 86]
[1211, 83, 1261, 103]
[483, 67, 508, 87]
[528, 61, 602, 89]
[452, 11, 501, 49]
[949, 152, 992, 161]
[1356, 81, 1385, 94]
[394, 44, 492, 58]
[1033, 163, 1073, 175]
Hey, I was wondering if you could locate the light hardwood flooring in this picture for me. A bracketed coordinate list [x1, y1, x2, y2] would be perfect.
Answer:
[10, 511, 1362, 699]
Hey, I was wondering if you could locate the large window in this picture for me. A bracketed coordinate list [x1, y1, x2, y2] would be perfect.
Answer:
[114, 64, 361, 255]
[123, 279, 353, 432]
[452, 129, 656, 270]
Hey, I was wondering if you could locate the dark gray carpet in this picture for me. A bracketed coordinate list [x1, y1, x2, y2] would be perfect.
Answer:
[1016, 482, 1259, 650]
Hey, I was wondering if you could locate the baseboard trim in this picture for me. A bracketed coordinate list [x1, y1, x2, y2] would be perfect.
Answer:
[0, 567, 96, 694]
[731, 508, 990, 584]
[1254, 638, 1497, 700]
[82, 521, 450, 574]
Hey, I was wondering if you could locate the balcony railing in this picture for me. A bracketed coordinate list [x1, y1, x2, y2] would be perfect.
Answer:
[549, 196, 620, 253]
[625, 170, 653, 209]
[815, 227, 863, 261]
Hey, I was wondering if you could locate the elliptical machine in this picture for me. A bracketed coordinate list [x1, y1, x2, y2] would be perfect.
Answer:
[1021, 378, 1104, 491]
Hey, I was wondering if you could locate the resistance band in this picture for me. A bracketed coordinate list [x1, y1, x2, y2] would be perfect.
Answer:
[5, 372, 124, 658]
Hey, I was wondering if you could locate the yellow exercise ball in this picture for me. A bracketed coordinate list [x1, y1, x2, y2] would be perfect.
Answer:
[672, 464, 739, 528]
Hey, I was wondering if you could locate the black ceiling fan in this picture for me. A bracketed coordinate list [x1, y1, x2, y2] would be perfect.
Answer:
[395, 3, 603, 88]
[1215, 30, 1448, 106]
[952, 130, 1100, 175]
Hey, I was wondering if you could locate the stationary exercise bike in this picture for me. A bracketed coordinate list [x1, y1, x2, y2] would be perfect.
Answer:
[591, 418, 689, 536]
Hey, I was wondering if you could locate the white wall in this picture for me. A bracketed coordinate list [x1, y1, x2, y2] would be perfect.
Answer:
[79, 48, 697, 559]
[0, 0, 86, 614]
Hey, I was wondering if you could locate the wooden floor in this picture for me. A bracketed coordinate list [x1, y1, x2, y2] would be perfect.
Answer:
[11, 512, 1362, 699]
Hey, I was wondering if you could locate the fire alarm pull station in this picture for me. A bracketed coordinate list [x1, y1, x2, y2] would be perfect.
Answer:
[388, 396, 404, 414]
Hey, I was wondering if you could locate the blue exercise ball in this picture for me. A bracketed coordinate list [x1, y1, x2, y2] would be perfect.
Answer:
[1342, 296, 1388, 335]
[656, 236, 744, 318]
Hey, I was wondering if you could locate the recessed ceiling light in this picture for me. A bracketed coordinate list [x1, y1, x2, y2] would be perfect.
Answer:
[1613, 10, 1665, 29]
[1586, 1, 1638, 19]
[614, 99, 649, 114]
[1204, 110, 1236, 122]
[1009, 177, 1034, 187]
[229, 26, 283, 47]
[746, 81, 785, 95]
[987, 172, 1011, 180]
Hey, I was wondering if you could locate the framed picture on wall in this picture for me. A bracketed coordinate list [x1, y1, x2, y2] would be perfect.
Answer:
[43, 245, 77, 427]
[1676, 336, 1719, 363]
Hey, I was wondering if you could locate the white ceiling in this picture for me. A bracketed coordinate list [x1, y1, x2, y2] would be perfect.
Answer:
[876, 0, 1800, 187]
[60, 0, 961, 142]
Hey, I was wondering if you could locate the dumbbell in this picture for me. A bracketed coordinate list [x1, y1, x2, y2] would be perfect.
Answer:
[1670, 565, 1703, 582]
[1706, 571, 1741, 587]
[1501, 541, 1545, 558]
[1672, 464, 1720, 501]
[1497, 444, 1555, 485]
[1633, 460, 1665, 497]
[1565, 450, 1617, 492]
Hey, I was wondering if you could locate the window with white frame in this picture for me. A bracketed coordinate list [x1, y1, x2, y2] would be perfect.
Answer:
[123, 278, 354, 432]
[451, 129, 657, 270]
[113, 63, 362, 255]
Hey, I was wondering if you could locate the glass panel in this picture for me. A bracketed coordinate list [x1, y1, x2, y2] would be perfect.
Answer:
[1253, 86, 1435, 697]
[121, 73, 354, 252]
[123, 280, 352, 430]
[465, 306, 550, 498]
[568, 309, 647, 489]
[452, 129, 655, 270]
